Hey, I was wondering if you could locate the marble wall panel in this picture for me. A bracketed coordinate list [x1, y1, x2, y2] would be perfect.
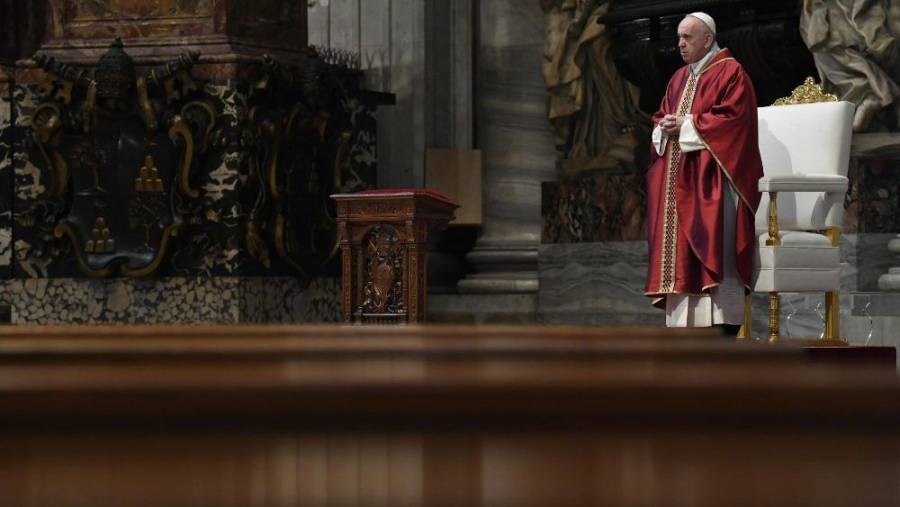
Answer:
[10, 83, 65, 279]
[71, 0, 212, 19]
[2, 276, 339, 324]
[857, 233, 898, 291]
[384, 0, 426, 188]
[542, 171, 647, 243]
[307, 2, 330, 48]
[0, 74, 11, 279]
[49, 0, 217, 43]
[538, 242, 663, 326]
[170, 82, 251, 277]
[329, 0, 360, 55]
[854, 293, 900, 317]
[359, 0, 390, 92]
[228, 0, 307, 49]
[858, 159, 900, 233]
[843, 159, 860, 233]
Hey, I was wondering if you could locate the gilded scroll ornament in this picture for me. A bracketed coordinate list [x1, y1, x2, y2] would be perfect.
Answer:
[773, 77, 838, 106]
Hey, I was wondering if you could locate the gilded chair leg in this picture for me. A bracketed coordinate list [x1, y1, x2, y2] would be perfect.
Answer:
[824, 227, 843, 343]
[737, 293, 752, 340]
[824, 290, 841, 342]
[768, 291, 779, 344]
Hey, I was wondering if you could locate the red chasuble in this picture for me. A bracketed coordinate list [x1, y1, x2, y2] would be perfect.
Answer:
[644, 49, 763, 308]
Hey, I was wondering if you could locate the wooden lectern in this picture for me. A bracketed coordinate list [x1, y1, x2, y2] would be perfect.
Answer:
[332, 189, 458, 324]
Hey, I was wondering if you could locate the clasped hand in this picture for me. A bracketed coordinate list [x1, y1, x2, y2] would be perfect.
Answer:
[659, 114, 685, 136]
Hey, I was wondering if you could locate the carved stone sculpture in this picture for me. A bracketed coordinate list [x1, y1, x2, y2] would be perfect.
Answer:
[540, 0, 646, 174]
[800, 0, 900, 132]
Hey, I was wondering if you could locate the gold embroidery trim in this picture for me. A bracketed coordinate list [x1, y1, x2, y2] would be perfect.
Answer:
[658, 71, 700, 294]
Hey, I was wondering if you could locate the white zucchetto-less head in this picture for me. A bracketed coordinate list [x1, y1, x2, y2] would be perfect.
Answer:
[687, 12, 716, 35]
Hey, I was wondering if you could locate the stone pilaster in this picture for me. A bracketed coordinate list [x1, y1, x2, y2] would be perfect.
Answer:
[457, 0, 556, 296]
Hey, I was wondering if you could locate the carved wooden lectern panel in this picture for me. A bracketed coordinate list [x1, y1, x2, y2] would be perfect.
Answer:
[332, 190, 457, 324]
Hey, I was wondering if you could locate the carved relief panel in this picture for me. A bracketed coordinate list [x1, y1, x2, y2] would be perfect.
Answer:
[21, 39, 211, 277]
[12, 40, 381, 281]
[358, 224, 405, 319]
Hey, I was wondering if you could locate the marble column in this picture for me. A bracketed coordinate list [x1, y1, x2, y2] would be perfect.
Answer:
[456, 1, 556, 295]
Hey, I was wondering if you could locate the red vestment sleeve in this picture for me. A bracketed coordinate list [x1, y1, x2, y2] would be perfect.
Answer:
[691, 64, 763, 212]
[689, 60, 764, 288]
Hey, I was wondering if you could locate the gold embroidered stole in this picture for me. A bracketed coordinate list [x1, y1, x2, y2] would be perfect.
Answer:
[657, 71, 700, 293]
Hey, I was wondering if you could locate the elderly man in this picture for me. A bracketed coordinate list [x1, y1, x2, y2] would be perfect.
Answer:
[644, 12, 764, 329]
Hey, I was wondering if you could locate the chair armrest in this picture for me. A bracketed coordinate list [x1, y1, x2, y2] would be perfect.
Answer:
[758, 174, 848, 193]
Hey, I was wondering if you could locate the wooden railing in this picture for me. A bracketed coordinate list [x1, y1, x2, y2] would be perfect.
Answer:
[0, 325, 896, 506]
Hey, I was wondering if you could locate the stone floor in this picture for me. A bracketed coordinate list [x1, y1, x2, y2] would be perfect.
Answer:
[538, 239, 900, 363]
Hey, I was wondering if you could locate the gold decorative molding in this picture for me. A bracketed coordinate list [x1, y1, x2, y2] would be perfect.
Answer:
[773, 77, 838, 106]
[120, 223, 182, 278]
[168, 118, 197, 198]
[31, 103, 69, 198]
[136, 77, 157, 132]
[85, 217, 115, 254]
[53, 223, 115, 278]
[135, 155, 164, 193]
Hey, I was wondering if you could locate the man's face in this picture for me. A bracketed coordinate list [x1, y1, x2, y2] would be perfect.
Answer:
[677, 17, 712, 64]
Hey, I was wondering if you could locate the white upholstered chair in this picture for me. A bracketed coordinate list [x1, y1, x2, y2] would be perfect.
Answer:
[739, 96, 855, 342]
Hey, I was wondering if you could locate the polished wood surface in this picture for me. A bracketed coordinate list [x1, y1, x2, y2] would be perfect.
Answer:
[333, 192, 458, 323]
[0, 325, 898, 506]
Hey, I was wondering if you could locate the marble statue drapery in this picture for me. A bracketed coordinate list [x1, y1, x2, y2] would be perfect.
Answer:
[540, 0, 645, 174]
[800, 0, 900, 132]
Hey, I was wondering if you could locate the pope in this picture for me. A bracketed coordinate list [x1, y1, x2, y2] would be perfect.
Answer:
[644, 12, 764, 329]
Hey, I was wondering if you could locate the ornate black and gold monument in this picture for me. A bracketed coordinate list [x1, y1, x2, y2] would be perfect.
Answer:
[0, 0, 390, 324]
